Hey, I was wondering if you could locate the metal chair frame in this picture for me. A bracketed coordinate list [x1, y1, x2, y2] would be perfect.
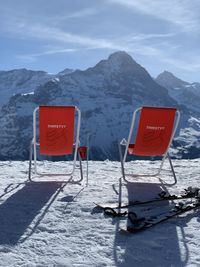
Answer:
[28, 106, 84, 183]
[119, 107, 180, 184]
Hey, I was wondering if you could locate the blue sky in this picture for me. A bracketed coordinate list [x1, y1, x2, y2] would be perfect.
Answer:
[0, 0, 200, 82]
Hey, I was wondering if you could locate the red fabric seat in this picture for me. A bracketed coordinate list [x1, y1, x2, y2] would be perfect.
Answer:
[131, 107, 177, 156]
[39, 106, 75, 155]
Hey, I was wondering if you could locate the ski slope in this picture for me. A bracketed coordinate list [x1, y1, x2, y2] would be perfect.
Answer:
[0, 159, 200, 267]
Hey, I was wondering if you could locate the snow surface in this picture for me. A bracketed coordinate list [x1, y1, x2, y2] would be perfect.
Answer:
[0, 159, 200, 266]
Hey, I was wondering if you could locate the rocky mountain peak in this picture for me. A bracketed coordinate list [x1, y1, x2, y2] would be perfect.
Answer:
[107, 51, 135, 64]
[85, 51, 147, 77]
[156, 70, 188, 89]
[57, 68, 74, 76]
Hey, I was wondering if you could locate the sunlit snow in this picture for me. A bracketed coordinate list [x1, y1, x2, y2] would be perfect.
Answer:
[0, 159, 200, 266]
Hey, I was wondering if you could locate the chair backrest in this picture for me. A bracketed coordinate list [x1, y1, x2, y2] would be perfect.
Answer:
[39, 106, 75, 155]
[133, 107, 177, 156]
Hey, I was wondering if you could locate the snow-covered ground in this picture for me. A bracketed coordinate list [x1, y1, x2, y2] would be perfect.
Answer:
[0, 159, 200, 267]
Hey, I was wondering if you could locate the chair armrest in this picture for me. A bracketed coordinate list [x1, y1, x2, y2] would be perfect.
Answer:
[120, 138, 127, 146]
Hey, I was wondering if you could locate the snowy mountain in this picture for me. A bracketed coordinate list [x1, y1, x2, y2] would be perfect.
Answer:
[0, 52, 199, 160]
[0, 69, 54, 107]
[57, 68, 74, 76]
[156, 71, 200, 114]
[155, 71, 200, 158]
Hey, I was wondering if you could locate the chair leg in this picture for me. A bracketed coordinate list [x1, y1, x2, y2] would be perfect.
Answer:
[71, 152, 84, 184]
[86, 134, 90, 186]
[28, 142, 33, 182]
[118, 142, 127, 182]
[86, 148, 89, 186]
[167, 153, 177, 185]
[118, 177, 122, 210]
[28, 141, 85, 183]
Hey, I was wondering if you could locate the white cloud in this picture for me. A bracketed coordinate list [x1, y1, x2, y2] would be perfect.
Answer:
[67, 7, 98, 19]
[7, 14, 196, 75]
[129, 33, 175, 41]
[1, 0, 200, 81]
[14, 24, 174, 61]
[16, 48, 77, 61]
[10, 20, 178, 62]
[161, 57, 200, 72]
[108, 0, 200, 32]
[3, 18, 125, 50]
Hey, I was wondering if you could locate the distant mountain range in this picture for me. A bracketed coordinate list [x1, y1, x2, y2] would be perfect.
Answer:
[0, 51, 199, 160]
[0, 69, 53, 107]
[0, 68, 75, 107]
[156, 71, 200, 114]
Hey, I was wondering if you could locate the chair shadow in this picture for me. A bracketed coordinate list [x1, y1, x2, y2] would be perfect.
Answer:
[113, 179, 190, 267]
[0, 182, 63, 246]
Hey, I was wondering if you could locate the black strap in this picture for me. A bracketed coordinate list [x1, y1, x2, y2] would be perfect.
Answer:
[128, 212, 145, 226]
[158, 191, 167, 198]
[103, 207, 128, 217]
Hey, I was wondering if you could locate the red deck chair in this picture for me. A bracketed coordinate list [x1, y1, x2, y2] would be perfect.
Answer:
[28, 106, 88, 182]
[119, 106, 180, 184]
